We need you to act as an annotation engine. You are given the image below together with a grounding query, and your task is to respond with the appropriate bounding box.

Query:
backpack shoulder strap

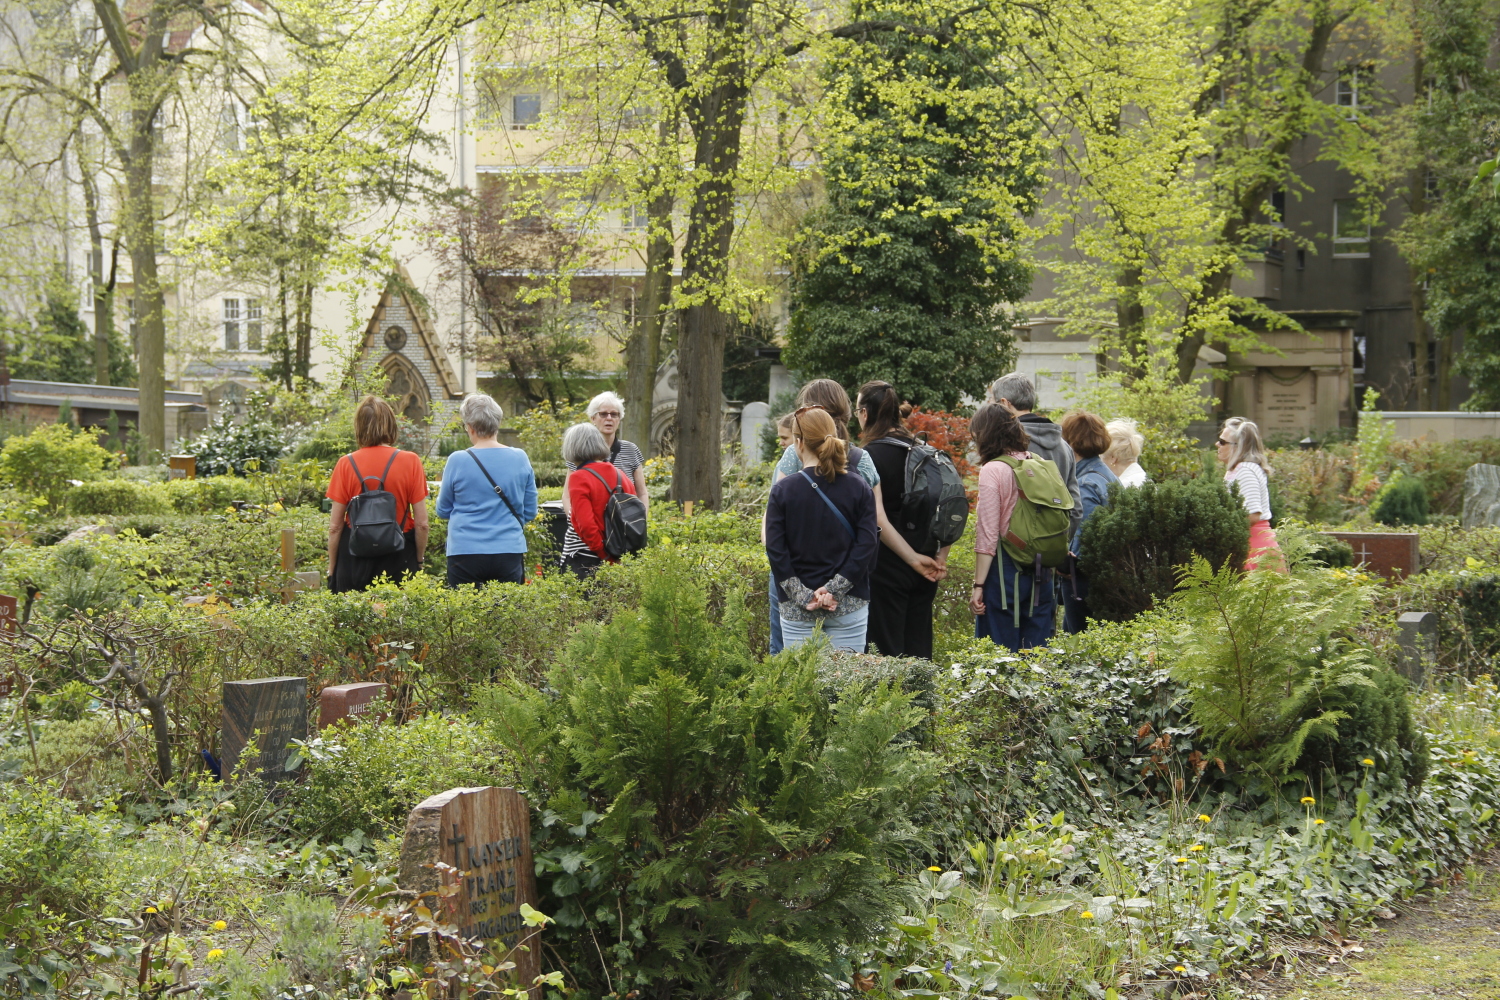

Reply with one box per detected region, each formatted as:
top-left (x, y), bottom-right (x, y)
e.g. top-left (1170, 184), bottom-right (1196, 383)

top-left (373, 448), bottom-right (400, 489)
top-left (797, 470), bottom-right (855, 540)
top-left (874, 436), bottom-right (913, 450)
top-left (584, 464), bottom-right (624, 493)
top-left (345, 454), bottom-right (370, 494)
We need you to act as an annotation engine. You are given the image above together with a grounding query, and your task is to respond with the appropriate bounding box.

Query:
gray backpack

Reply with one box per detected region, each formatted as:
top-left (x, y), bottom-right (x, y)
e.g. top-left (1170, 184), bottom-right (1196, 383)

top-left (876, 436), bottom-right (970, 553)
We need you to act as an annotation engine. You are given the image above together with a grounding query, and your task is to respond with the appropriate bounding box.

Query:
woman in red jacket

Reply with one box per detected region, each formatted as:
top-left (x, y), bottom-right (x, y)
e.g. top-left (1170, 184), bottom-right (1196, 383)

top-left (560, 422), bottom-right (637, 577)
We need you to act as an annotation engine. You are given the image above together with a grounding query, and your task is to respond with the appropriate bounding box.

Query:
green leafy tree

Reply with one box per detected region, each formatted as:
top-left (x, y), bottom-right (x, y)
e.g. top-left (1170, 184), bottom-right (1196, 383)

top-left (1077, 476), bottom-right (1249, 622)
top-left (784, 11), bottom-right (1038, 409)
top-left (7, 271), bottom-right (134, 386)
top-left (0, 423), bottom-right (113, 508)
top-left (474, 566), bottom-right (936, 996)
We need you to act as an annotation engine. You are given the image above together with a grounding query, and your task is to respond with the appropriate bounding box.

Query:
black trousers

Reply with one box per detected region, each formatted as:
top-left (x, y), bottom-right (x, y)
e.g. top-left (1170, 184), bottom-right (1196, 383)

top-left (331, 529), bottom-right (420, 593)
top-left (866, 546), bottom-right (939, 658)
top-left (446, 552), bottom-right (525, 588)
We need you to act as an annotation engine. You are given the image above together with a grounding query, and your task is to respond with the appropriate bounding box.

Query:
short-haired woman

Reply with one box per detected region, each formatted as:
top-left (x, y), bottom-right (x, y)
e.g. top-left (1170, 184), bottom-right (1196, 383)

top-left (436, 393), bottom-right (538, 588)
top-left (559, 391), bottom-right (648, 570)
top-left (765, 406), bottom-right (879, 651)
top-left (1058, 410), bottom-right (1119, 634)
top-left (1217, 416), bottom-right (1283, 571)
top-left (968, 403), bottom-right (1056, 651)
top-left (1104, 418), bottom-right (1148, 487)
top-left (325, 395), bottom-right (429, 592)
top-left (561, 422), bottom-right (638, 577)
top-left (763, 378), bottom-right (938, 654)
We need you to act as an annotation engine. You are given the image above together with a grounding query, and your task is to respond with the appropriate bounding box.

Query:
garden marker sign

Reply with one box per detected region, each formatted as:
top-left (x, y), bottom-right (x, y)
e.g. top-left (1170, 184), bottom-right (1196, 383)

top-left (398, 786), bottom-right (540, 989)
top-left (221, 677), bottom-right (307, 781)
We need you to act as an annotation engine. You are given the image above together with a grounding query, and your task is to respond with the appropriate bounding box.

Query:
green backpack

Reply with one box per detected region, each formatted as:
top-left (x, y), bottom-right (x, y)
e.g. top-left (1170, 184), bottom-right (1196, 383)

top-left (993, 454), bottom-right (1074, 571)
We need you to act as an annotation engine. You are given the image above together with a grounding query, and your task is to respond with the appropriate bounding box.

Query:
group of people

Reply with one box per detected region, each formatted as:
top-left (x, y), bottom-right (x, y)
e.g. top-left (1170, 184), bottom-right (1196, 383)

top-left (323, 391), bottom-right (642, 591)
top-left (322, 372), bottom-right (1280, 658)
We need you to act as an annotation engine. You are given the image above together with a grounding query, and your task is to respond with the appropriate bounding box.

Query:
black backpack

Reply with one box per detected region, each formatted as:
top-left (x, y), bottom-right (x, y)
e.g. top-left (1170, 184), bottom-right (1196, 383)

top-left (876, 436), bottom-right (970, 552)
top-left (584, 464), bottom-right (648, 558)
top-left (343, 451), bottom-right (407, 558)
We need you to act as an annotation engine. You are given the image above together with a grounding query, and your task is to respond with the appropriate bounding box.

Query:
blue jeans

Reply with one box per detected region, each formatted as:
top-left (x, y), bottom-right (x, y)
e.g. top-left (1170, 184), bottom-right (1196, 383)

top-left (768, 573), bottom-right (784, 654)
top-left (975, 552), bottom-right (1056, 652)
top-left (780, 604), bottom-right (870, 652)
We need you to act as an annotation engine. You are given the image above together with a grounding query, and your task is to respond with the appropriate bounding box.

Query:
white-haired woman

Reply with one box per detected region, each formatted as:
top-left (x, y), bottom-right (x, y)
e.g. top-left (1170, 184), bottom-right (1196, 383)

top-left (436, 393), bottom-right (538, 587)
top-left (1104, 418), bottom-right (1148, 487)
top-left (560, 422), bottom-right (638, 577)
top-left (559, 392), bottom-right (647, 565)
top-left (1217, 416), bottom-right (1283, 572)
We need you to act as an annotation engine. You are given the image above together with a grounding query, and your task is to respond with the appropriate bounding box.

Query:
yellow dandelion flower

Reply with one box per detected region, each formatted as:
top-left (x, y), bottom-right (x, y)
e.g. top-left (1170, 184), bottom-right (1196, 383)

top-left (1189, 844), bottom-right (1205, 852)
top-left (212, 920), bottom-right (227, 931)
top-left (1174, 857), bottom-right (1189, 864)
top-left (1174, 965), bottom-right (1186, 973)
top-left (1197, 814), bottom-right (1212, 822)
top-left (144, 907), bottom-right (158, 914)
top-left (1300, 796), bottom-right (1316, 805)
top-left (1314, 819), bottom-right (1326, 825)
top-left (1080, 910), bottom-right (1094, 919)
top-left (927, 866), bottom-right (942, 872)
top-left (207, 949), bottom-right (225, 961)
top-left (1362, 759), bottom-right (1375, 766)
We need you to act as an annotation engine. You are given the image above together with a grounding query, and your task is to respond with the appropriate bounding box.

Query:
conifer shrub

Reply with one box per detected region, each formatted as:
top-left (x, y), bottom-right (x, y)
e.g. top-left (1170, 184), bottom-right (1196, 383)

top-left (1169, 558), bottom-right (1427, 785)
top-left (1077, 477), bottom-right (1249, 622)
top-left (474, 564), bottom-right (937, 997)
top-left (1372, 473), bottom-right (1429, 526)
top-left (64, 478), bottom-right (172, 515)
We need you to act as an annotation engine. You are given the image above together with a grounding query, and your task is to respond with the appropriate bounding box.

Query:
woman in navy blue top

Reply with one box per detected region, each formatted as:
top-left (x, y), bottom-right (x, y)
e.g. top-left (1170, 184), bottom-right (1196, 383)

top-left (1058, 410), bottom-right (1118, 633)
top-left (764, 407), bottom-right (879, 651)
top-left (436, 394), bottom-right (538, 587)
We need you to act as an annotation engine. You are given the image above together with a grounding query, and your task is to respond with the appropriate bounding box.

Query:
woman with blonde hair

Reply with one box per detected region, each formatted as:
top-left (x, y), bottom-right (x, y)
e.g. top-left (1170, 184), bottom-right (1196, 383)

top-left (764, 406), bottom-right (879, 651)
top-left (1103, 418), bottom-right (1148, 486)
top-left (325, 395), bottom-right (429, 592)
top-left (1217, 416), bottom-right (1283, 571)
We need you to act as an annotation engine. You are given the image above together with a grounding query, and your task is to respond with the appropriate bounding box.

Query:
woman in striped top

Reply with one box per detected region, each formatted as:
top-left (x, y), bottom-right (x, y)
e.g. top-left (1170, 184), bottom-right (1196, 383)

top-left (560, 391), bottom-right (648, 572)
top-left (1217, 417), bottom-right (1284, 572)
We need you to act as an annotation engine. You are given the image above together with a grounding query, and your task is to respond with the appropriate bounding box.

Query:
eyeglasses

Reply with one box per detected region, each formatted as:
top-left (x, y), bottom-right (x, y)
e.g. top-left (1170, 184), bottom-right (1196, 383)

top-left (1214, 438), bottom-right (1229, 447)
top-left (792, 404), bottom-right (826, 417)
top-left (594, 411), bottom-right (622, 419)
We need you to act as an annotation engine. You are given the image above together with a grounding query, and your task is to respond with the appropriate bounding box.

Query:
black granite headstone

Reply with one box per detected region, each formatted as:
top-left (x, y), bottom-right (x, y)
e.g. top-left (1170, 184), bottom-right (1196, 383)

top-left (1395, 611), bottom-right (1438, 687)
top-left (222, 677), bottom-right (307, 781)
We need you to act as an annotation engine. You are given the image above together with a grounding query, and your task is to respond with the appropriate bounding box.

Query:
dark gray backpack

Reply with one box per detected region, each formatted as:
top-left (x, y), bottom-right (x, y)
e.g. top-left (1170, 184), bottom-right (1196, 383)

top-left (876, 436), bottom-right (970, 553)
top-left (344, 451), bottom-right (407, 557)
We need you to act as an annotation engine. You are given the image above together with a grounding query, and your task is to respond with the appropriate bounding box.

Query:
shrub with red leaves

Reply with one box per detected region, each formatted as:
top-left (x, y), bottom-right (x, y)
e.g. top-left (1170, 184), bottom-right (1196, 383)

top-left (904, 408), bottom-right (975, 480)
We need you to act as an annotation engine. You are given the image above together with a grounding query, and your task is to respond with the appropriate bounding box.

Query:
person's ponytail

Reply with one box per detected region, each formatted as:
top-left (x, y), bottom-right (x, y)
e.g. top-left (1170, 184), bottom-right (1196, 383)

top-left (793, 408), bottom-right (848, 480)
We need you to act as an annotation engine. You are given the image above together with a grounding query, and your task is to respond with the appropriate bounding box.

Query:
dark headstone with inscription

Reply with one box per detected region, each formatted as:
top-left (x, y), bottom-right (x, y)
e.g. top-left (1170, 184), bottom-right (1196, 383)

top-left (319, 682), bottom-right (389, 729)
top-left (1319, 532), bottom-right (1419, 580)
top-left (221, 677), bottom-right (308, 781)
top-left (0, 593), bottom-right (14, 697)
top-left (399, 786), bottom-right (539, 989)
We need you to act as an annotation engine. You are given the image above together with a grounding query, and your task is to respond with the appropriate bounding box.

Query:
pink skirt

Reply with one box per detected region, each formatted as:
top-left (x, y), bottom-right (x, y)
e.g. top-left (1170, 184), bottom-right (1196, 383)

top-left (1246, 519), bottom-right (1285, 573)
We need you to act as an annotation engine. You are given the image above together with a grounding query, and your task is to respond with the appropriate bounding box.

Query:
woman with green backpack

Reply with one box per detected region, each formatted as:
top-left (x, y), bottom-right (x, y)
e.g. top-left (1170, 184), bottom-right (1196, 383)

top-left (968, 404), bottom-right (1074, 651)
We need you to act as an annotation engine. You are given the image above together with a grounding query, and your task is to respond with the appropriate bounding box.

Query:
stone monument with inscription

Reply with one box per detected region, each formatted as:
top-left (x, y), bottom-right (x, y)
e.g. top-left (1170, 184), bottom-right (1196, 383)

top-left (1224, 319), bottom-right (1356, 439)
top-left (222, 677), bottom-right (308, 781)
top-left (399, 786), bottom-right (540, 988)
top-left (1395, 611), bottom-right (1438, 686)
top-left (1463, 464), bottom-right (1500, 529)
top-left (1319, 531), bottom-right (1420, 581)
top-left (319, 682), bottom-right (389, 729)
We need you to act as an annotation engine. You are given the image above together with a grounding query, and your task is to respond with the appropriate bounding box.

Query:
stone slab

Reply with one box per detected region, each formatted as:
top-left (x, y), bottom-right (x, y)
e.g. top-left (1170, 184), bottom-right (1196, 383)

top-left (319, 682), bottom-right (389, 729)
top-left (222, 677), bottom-right (307, 781)
top-left (1462, 464), bottom-right (1500, 529)
top-left (1319, 532), bottom-right (1420, 580)
top-left (398, 786), bottom-right (539, 989)
top-left (1395, 611), bottom-right (1438, 687)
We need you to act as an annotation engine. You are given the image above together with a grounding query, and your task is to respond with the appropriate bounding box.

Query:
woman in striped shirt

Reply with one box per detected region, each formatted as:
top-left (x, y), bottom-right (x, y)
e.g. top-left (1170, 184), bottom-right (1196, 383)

top-left (1217, 417), bottom-right (1284, 572)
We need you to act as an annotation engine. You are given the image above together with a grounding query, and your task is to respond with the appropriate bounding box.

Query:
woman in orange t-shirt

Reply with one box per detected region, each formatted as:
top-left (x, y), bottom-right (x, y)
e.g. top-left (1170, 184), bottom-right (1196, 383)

top-left (325, 396), bottom-right (430, 592)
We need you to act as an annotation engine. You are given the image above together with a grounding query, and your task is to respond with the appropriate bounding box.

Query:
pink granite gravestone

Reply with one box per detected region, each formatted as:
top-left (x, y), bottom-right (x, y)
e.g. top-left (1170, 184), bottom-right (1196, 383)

top-left (1320, 532), bottom-right (1419, 580)
top-left (318, 682), bottom-right (389, 729)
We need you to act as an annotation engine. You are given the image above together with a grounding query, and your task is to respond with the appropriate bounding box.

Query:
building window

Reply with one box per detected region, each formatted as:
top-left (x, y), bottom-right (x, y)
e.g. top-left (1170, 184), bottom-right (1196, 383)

top-left (1425, 169), bottom-right (1441, 202)
top-left (1336, 65), bottom-right (1373, 119)
top-left (223, 298), bottom-right (240, 350)
top-left (246, 298), bottom-right (262, 351)
top-left (624, 204), bottom-right (650, 231)
top-left (511, 94), bottom-right (541, 129)
top-left (1353, 335), bottom-right (1367, 374)
top-left (1409, 341), bottom-right (1436, 380)
top-left (1333, 199), bottom-right (1371, 257)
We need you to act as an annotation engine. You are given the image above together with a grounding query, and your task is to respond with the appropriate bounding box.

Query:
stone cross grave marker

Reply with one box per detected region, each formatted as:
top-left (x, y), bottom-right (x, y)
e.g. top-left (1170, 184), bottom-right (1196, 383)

top-left (222, 677), bottom-right (307, 781)
top-left (1320, 532), bottom-right (1419, 580)
top-left (1463, 464), bottom-right (1500, 529)
top-left (1396, 611), bottom-right (1439, 687)
top-left (319, 682), bottom-right (389, 729)
top-left (399, 786), bottom-right (540, 990)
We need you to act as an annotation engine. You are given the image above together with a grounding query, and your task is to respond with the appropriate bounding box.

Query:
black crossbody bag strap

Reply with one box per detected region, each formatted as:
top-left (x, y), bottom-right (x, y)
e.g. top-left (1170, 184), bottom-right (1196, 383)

top-left (466, 449), bottom-right (525, 527)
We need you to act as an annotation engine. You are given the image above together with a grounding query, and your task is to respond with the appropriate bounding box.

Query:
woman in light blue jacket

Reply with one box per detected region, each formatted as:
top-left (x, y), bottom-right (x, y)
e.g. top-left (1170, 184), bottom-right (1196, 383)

top-left (1059, 410), bottom-right (1119, 634)
top-left (436, 394), bottom-right (537, 587)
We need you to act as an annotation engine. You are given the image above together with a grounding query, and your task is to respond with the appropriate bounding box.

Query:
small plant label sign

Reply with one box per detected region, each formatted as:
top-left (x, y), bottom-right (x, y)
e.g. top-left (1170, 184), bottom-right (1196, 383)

top-left (398, 786), bottom-right (540, 989)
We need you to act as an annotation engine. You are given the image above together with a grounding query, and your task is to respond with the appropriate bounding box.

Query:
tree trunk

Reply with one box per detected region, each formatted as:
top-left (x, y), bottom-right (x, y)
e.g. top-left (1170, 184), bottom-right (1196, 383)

top-left (1408, 45), bottom-right (1431, 410)
top-left (125, 146), bottom-right (166, 456)
top-left (624, 189), bottom-right (675, 454)
top-left (143, 693), bottom-right (173, 785)
top-left (1116, 265), bottom-right (1146, 380)
top-left (674, 50), bottom-right (749, 507)
top-left (82, 172), bottom-right (113, 385)
top-left (296, 278), bottom-right (314, 380)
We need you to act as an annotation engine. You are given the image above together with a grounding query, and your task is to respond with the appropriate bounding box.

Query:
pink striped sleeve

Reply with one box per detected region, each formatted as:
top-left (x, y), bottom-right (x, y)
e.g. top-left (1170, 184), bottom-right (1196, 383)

top-left (974, 459), bottom-right (1020, 556)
